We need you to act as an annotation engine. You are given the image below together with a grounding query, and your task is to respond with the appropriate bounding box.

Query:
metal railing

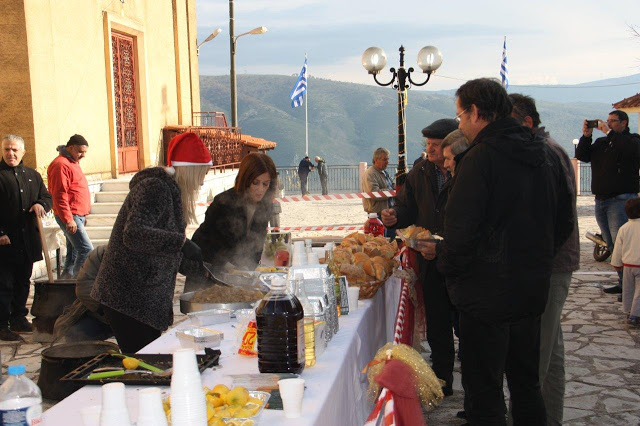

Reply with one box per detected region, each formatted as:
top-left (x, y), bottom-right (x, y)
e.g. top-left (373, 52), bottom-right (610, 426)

top-left (277, 164), bottom-right (402, 195)
top-left (578, 162), bottom-right (592, 195)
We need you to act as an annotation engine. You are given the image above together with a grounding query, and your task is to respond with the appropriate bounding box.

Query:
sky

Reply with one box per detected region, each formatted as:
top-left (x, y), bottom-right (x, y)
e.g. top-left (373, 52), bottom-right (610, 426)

top-left (195, 0), bottom-right (640, 91)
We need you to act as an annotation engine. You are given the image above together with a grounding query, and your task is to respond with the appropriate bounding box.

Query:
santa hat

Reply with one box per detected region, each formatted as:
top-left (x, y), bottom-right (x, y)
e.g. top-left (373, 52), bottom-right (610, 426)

top-left (166, 132), bottom-right (212, 173)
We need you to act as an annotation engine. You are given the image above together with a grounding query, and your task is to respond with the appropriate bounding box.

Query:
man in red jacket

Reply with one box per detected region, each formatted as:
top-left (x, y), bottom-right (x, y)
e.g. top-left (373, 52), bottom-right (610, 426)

top-left (47, 135), bottom-right (93, 278)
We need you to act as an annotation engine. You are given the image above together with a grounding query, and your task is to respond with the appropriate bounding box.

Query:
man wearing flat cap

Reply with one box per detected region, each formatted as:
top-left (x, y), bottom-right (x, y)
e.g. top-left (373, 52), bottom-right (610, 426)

top-left (48, 134), bottom-right (93, 278)
top-left (381, 118), bottom-right (459, 396)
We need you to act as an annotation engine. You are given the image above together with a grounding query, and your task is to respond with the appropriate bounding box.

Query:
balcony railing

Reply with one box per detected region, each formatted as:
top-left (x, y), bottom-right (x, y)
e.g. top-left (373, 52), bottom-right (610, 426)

top-left (162, 125), bottom-right (243, 170)
top-left (277, 164), bottom-right (403, 195)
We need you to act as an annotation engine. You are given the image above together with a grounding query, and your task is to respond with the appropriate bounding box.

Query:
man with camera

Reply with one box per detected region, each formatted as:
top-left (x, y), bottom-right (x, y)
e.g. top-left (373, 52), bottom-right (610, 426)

top-left (576, 110), bottom-right (640, 294)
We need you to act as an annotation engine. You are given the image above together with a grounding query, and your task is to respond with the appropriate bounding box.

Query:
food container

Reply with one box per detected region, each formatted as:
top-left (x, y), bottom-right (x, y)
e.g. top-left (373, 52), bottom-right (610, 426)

top-left (180, 291), bottom-right (257, 315)
top-left (176, 327), bottom-right (224, 350)
top-left (222, 391), bottom-right (271, 424)
top-left (187, 308), bottom-right (231, 326)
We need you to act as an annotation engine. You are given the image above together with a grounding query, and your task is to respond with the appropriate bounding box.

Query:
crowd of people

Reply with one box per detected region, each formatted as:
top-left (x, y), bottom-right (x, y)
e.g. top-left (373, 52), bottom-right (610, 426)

top-left (1, 76), bottom-right (639, 425)
top-left (374, 79), bottom-right (639, 426)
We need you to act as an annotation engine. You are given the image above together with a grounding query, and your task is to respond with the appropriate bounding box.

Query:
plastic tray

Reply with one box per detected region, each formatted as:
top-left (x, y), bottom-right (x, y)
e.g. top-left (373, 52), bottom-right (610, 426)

top-left (60, 349), bottom-right (220, 386)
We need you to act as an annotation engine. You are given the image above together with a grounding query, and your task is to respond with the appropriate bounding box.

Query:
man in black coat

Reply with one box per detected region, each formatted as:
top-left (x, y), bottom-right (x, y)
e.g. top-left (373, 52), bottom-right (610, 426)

top-left (297, 156), bottom-right (314, 195)
top-left (576, 110), bottom-right (640, 294)
top-left (381, 118), bottom-right (459, 396)
top-left (0, 135), bottom-right (52, 341)
top-left (439, 79), bottom-right (573, 425)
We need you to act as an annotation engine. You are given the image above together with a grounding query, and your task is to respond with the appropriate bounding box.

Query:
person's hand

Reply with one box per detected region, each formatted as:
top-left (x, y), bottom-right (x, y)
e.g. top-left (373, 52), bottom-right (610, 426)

top-left (416, 241), bottom-right (437, 260)
top-left (182, 238), bottom-right (203, 263)
top-left (29, 203), bottom-right (46, 218)
top-left (380, 209), bottom-right (397, 227)
top-left (66, 220), bottom-right (77, 234)
top-left (597, 120), bottom-right (611, 135)
top-left (582, 120), bottom-right (594, 138)
top-left (0, 235), bottom-right (10, 246)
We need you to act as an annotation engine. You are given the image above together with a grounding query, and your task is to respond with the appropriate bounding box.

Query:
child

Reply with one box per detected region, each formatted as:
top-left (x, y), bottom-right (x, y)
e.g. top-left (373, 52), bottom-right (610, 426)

top-left (610, 197), bottom-right (640, 326)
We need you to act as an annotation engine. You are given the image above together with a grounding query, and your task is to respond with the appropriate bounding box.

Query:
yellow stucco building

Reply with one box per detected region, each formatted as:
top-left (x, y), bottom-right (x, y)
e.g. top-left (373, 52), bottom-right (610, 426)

top-left (1, 0), bottom-right (201, 179)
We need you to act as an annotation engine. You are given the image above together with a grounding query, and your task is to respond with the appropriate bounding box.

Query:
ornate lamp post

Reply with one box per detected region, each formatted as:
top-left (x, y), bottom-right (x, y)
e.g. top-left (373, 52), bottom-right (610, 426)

top-left (229, 0), bottom-right (267, 129)
top-left (362, 45), bottom-right (442, 186)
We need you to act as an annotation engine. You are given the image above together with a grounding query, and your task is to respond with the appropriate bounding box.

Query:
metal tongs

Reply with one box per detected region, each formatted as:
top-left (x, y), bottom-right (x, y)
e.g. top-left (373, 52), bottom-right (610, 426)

top-left (203, 262), bottom-right (232, 287)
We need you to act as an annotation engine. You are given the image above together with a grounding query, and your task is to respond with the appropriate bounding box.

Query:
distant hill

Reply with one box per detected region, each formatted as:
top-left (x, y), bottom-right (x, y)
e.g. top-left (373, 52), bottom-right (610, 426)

top-left (199, 75), bottom-right (639, 167)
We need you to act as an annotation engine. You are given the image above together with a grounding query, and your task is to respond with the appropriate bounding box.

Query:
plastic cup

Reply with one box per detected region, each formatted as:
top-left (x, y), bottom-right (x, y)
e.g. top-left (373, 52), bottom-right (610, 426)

top-left (171, 348), bottom-right (200, 381)
top-left (278, 378), bottom-right (305, 418)
top-left (293, 241), bottom-right (305, 252)
top-left (347, 286), bottom-right (360, 312)
top-left (80, 405), bottom-right (101, 426)
top-left (307, 252), bottom-right (319, 265)
top-left (136, 388), bottom-right (168, 426)
top-left (100, 382), bottom-right (132, 426)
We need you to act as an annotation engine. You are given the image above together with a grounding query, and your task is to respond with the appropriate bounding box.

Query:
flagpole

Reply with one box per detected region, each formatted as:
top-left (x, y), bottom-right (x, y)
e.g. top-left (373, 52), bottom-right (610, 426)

top-left (305, 54), bottom-right (309, 157)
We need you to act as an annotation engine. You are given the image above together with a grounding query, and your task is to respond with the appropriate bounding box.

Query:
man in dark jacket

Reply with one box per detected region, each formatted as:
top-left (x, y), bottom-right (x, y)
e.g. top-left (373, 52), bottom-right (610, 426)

top-left (0, 135), bottom-right (52, 341)
top-left (297, 156), bottom-right (314, 195)
top-left (315, 156), bottom-right (329, 195)
top-left (576, 110), bottom-right (640, 293)
top-left (510, 93), bottom-right (580, 425)
top-left (440, 79), bottom-right (573, 425)
top-left (381, 118), bottom-right (459, 395)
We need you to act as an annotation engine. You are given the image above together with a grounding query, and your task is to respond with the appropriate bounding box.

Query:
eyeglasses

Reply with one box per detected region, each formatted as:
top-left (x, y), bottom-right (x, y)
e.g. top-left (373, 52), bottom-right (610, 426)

top-left (607, 119), bottom-right (620, 124)
top-left (455, 108), bottom-right (468, 123)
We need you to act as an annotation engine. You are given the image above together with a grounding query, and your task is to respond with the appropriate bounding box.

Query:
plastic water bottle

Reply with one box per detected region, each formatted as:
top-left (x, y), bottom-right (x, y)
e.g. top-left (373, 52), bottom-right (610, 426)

top-left (0, 365), bottom-right (42, 425)
top-left (293, 273), bottom-right (316, 367)
top-left (364, 213), bottom-right (385, 236)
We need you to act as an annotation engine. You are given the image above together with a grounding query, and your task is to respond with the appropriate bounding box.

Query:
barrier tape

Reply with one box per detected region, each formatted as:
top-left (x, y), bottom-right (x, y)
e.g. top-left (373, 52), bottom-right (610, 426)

top-left (267, 225), bottom-right (363, 232)
top-left (197, 190), bottom-right (396, 207)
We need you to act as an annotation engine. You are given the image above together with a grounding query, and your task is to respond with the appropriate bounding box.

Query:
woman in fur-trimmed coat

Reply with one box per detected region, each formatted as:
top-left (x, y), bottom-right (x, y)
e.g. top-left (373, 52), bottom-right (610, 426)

top-left (92, 132), bottom-right (211, 353)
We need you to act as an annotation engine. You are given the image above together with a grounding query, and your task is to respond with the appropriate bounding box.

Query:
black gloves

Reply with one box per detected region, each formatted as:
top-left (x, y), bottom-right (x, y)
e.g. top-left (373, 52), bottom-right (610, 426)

top-left (182, 238), bottom-right (203, 263)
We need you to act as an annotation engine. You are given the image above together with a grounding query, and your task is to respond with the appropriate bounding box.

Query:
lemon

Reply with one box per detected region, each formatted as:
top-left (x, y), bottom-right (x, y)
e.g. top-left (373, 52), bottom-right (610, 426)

top-left (240, 420), bottom-right (255, 426)
top-left (122, 357), bottom-right (139, 370)
top-left (212, 384), bottom-right (230, 395)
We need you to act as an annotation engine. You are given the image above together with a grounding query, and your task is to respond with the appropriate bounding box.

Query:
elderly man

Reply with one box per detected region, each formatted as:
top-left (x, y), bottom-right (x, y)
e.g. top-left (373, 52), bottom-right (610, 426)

top-left (47, 135), bottom-right (93, 278)
top-left (0, 135), bottom-right (52, 341)
top-left (509, 93), bottom-right (579, 426)
top-left (380, 119), bottom-right (459, 395)
top-left (315, 156), bottom-right (329, 195)
top-left (576, 110), bottom-right (640, 294)
top-left (297, 156), bottom-right (314, 195)
top-left (439, 79), bottom-right (573, 425)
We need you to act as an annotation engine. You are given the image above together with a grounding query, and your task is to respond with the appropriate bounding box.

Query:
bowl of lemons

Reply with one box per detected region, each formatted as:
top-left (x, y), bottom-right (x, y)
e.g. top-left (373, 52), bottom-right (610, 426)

top-left (163, 384), bottom-right (270, 425)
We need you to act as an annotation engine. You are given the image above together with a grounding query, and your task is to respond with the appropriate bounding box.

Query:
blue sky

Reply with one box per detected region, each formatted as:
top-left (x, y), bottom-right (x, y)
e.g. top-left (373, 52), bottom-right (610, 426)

top-left (195, 0), bottom-right (640, 90)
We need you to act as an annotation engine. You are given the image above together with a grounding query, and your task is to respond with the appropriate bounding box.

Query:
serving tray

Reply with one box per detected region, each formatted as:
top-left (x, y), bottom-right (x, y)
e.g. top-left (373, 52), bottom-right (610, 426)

top-left (60, 349), bottom-right (220, 386)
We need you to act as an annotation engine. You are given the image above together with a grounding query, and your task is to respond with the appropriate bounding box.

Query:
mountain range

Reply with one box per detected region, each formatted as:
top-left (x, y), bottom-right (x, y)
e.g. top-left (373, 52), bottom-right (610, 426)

top-left (199, 74), bottom-right (640, 166)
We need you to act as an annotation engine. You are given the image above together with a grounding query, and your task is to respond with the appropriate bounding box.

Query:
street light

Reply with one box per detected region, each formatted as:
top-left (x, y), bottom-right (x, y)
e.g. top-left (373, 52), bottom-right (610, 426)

top-left (197, 28), bottom-right (222, 56)
top-left (229, 0), bottom-right (267, 129)
top-left (362, 45), bottom-right (442, 186)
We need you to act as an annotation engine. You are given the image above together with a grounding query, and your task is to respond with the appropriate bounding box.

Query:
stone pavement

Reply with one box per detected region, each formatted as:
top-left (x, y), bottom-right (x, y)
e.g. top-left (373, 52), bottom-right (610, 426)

top-left (1, 196), bottom-right (638, 424)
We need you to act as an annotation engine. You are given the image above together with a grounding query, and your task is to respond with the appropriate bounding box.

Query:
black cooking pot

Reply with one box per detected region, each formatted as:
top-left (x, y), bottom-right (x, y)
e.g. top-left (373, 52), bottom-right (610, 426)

top-left (37, 341), bottom-right (119, 401)
top-left (31, 279), bottom-right (77, 339)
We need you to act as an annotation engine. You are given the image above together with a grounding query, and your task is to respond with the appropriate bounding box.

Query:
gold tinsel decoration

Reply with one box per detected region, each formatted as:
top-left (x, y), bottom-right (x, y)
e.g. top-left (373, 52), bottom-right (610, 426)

top-left (366, 343), bottom-right (444, 411)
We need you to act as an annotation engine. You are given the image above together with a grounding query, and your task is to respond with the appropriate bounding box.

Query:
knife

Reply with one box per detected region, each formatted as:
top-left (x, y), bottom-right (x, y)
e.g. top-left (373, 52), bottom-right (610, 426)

top-left (203, 262), bottom-right (232, 287)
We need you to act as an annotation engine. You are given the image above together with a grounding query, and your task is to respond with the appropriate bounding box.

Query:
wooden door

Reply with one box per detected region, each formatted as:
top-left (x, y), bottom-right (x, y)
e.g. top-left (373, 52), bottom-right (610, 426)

top-left (112, 33), bottom-right (140, 174)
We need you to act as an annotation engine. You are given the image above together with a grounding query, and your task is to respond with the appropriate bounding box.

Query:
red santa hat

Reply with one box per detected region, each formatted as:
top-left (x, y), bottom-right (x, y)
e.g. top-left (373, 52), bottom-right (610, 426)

top-left (166, 132), bottom-right (212, 173)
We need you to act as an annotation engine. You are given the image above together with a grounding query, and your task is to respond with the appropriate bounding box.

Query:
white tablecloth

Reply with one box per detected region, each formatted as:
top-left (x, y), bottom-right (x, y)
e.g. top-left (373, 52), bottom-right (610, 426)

top-left (42, 277), bottom-right (402, 426)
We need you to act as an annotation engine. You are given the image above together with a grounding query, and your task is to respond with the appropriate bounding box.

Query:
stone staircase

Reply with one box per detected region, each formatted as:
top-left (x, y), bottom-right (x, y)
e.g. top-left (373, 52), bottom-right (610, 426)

top-left (85, 178), bottom-right (131, 246)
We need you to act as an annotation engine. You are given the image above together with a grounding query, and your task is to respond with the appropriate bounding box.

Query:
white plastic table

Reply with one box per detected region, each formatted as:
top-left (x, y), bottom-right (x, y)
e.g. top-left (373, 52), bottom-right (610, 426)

top-left (42, 277), bottom-right (401, 425)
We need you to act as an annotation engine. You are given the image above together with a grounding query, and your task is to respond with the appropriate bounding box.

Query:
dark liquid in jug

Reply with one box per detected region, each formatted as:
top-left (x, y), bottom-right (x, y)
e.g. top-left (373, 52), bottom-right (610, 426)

top-left (256, 293), bottom-right (305, 374)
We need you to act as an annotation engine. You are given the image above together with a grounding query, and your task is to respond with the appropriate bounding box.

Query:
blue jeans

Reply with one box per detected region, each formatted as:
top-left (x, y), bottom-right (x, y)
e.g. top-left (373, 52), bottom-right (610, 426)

top-left (55, 215), bottom-right (93, 278)
top-left (595, 193), bottom-right (635, 287)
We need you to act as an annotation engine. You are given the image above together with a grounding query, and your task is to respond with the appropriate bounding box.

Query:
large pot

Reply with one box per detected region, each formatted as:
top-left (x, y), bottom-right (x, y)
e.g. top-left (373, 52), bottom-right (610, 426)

top-left (31, 279), bottom-right (77, 341)
top-left (37, 341), bottom-right (119, 401)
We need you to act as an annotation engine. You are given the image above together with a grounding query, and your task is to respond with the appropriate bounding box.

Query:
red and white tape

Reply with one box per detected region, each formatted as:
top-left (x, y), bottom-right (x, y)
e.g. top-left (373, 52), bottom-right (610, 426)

top-left (197, 190), bottom-right (395, 207)
top-left (268, 225), bottom-right (363, 232)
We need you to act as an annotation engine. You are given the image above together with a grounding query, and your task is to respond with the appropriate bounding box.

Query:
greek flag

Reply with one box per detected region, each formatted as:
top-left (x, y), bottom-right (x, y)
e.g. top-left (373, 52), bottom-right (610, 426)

top-left (500, 37), bottom-right (509, 89)
top-left (290, 58), bottom-right (308, 108)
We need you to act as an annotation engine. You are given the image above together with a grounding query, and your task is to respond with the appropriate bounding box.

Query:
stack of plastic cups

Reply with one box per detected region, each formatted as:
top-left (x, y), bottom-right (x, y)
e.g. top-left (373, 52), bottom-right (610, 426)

top-left (136, 387), bottom-right (168, 426)
top-left (99, 382), bottom-right (132, 426)
top-left (291, 241), bottom-right (307, 266)
top-left (170, 348), bottom-right (207, 426)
